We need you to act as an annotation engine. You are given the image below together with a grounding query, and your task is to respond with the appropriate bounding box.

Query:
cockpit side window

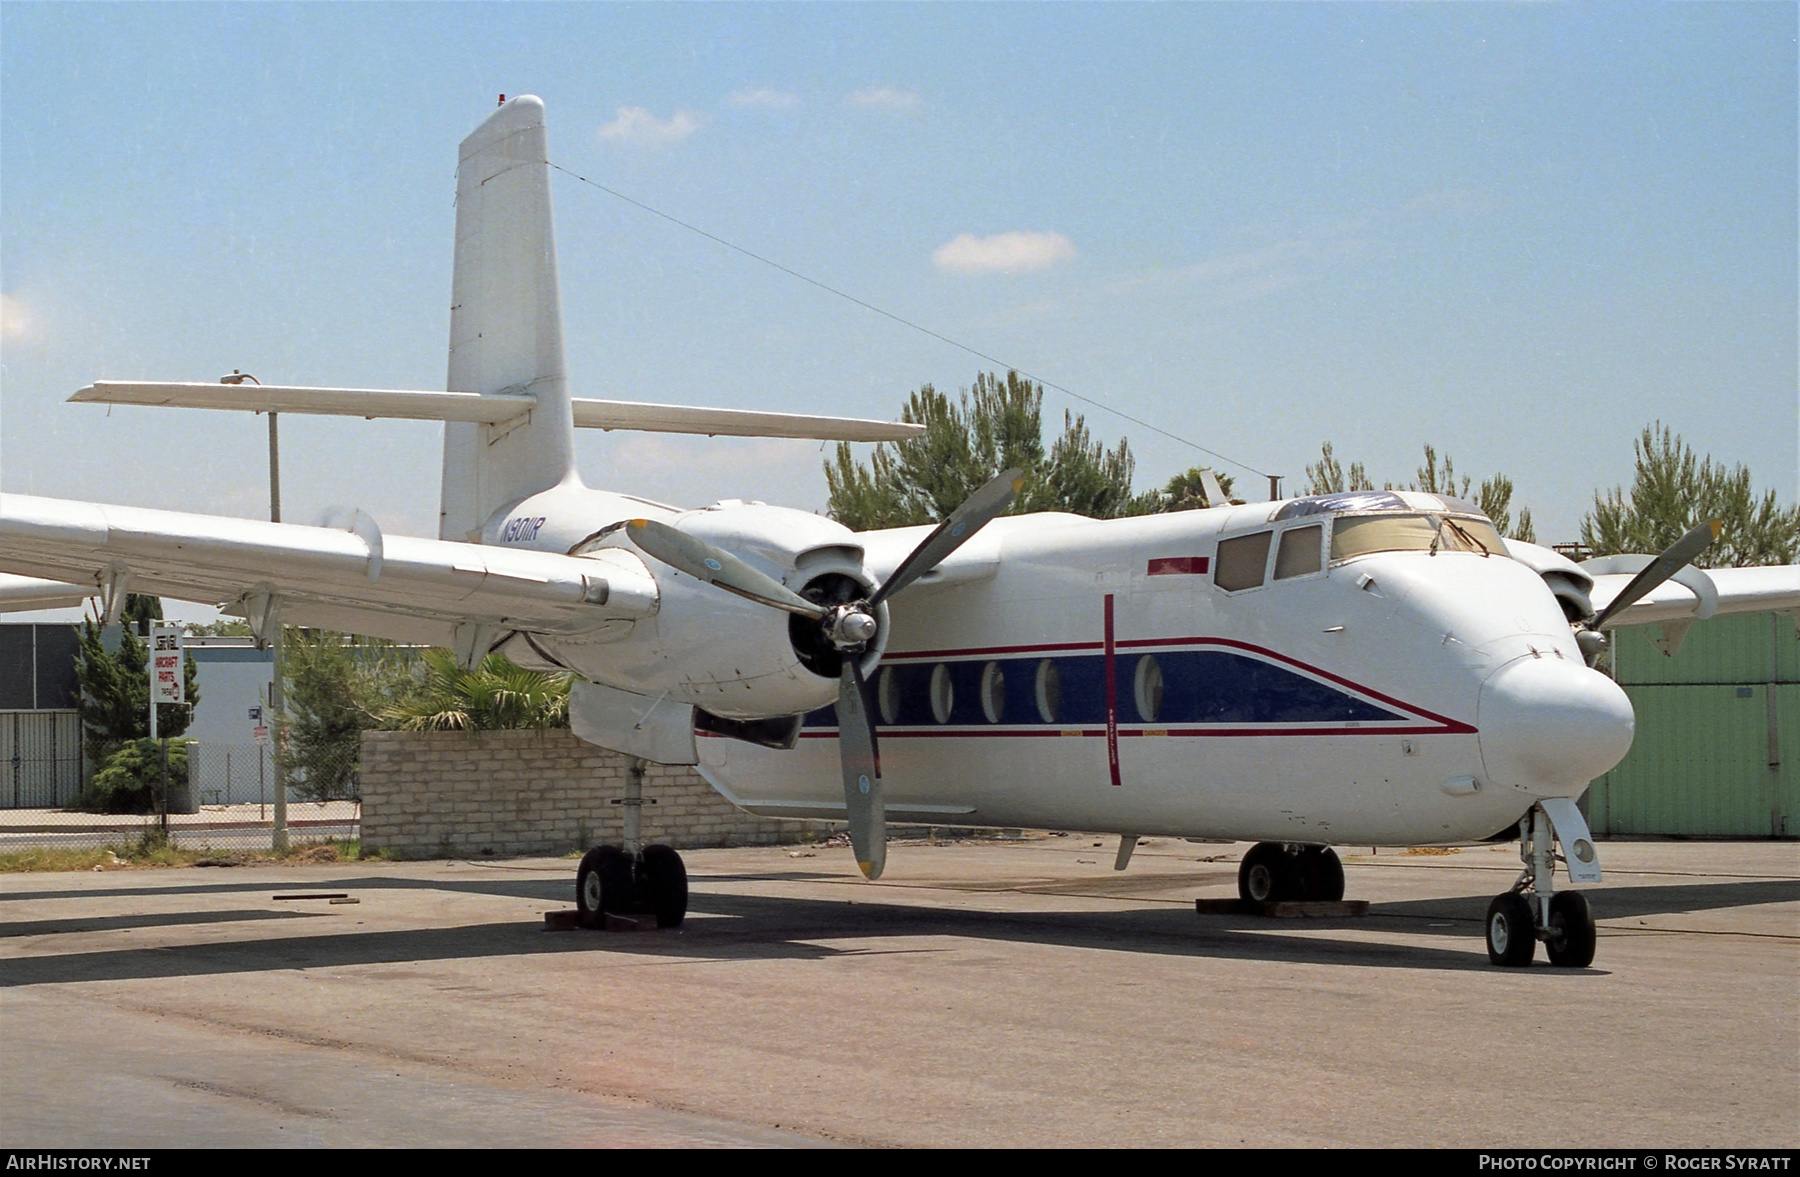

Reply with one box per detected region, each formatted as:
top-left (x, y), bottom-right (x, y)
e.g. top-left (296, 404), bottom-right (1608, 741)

top-left (1274, 524), bottom-right (1324, 579)
top-left (1215, 531), bottom-right (1272, 591)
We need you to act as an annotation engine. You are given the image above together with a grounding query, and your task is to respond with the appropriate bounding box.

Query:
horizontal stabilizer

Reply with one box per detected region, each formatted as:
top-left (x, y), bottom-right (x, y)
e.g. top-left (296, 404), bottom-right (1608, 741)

top-left (71, 382), bottom-right (924, 441)
top-left (570, 398), bottom-right (922, 441)
top-left (72, 382), bottom-right (535, 424)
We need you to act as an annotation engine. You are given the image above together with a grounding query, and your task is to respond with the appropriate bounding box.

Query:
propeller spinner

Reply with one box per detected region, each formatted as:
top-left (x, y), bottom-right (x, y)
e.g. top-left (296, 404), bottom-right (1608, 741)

top-left (627, 468), bottom-right (1025, 880)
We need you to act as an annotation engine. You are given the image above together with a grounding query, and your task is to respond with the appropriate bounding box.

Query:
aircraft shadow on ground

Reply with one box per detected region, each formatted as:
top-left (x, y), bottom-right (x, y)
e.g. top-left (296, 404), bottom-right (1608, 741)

top-left (5, 871), bottom-right (1793, 989)
top-left (0, 908), bottom-right (326, 939)
top-left (1367, 878), bottom-right (1800, 932)
top-left (2, 885), bottom-right (1501, 986)
top-left (0, 875), bottom-right (571, 905)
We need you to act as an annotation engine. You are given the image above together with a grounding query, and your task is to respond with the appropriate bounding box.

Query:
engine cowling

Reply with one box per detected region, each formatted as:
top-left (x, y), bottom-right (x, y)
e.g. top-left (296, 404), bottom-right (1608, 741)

top-left (565, 501), bottom-right (888, 720)
top-left (1503, 538), bottom-right (1595, 624)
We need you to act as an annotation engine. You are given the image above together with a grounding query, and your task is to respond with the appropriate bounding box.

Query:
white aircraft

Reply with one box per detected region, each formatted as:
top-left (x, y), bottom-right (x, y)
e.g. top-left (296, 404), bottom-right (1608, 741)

top-left (4, 97), bottom-right (1795, 966)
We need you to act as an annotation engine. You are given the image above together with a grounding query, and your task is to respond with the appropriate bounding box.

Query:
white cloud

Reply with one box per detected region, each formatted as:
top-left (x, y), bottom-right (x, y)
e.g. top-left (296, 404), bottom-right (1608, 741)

top-left (932, 231), bottom-right (1077, 274)
top-left (846, 86), bottom-right (921, 111)
top-left (0, 293), bottom-right (36, 343)
top-left (597, 106), bottom-right (703, 145)
top-left (0, 292), bottom-right (33, 340)
top-left (726, 87), bottom-right (800, 110)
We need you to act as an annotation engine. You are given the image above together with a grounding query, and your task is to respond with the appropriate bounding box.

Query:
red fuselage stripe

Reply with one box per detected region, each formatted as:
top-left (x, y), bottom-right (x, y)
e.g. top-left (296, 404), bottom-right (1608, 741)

top-left (1104, 594), bottom-right (1121, 786)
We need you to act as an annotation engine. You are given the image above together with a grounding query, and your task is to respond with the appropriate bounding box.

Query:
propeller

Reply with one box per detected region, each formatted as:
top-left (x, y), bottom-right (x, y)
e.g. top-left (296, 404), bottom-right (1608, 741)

top-left (1575, 519), bottom-right (1721, 662)
top-left (627, 467), bottom-right (1025, 879)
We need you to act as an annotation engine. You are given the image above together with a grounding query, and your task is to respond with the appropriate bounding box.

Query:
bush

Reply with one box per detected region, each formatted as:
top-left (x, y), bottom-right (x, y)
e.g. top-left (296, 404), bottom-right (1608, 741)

top-left (72, 739), bottom-right (190, 814)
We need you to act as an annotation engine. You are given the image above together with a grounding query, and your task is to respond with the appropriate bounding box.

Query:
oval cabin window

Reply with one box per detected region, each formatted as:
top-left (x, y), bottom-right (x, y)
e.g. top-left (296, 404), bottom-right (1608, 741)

top-left (980, 661), bottom-right (1005, 723)
top-left (1035, 659), bottom-right (1061, 723)
top-left (877, 665), bottom-right (899, 725)
top-left (1134, 655), bottom-right (1164, 723)
top-left (930, 663), bottom-right (954, 724)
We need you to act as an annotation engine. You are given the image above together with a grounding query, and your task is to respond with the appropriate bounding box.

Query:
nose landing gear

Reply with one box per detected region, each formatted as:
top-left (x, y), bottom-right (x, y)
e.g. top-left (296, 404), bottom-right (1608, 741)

top-left (1484, 803), bottom-right (1598, 968)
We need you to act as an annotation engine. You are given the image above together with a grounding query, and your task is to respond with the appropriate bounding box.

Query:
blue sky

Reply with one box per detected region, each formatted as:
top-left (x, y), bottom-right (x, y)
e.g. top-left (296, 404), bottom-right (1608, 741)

top-left (3, 3), bottom-right (1794, 554)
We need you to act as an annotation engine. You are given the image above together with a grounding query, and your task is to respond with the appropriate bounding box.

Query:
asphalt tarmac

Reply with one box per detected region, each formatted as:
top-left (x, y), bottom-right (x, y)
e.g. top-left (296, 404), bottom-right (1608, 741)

top-left (3, 835), bottom-right (1795, 1148)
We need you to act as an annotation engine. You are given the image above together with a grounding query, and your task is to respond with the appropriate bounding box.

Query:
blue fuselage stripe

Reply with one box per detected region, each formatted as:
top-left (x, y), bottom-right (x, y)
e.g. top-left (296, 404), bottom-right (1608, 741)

top-left (802, 646), bottom-right (1411, 731)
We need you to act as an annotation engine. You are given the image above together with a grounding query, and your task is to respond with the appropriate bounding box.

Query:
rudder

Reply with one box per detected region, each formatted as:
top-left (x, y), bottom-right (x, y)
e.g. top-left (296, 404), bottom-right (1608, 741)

top-left (440, 95), bottom-right (580, 541)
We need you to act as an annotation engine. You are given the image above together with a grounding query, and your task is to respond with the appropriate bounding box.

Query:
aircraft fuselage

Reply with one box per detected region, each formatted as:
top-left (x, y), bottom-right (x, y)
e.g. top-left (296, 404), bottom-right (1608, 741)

top-left (493, 485), bottom-right (1635, 847)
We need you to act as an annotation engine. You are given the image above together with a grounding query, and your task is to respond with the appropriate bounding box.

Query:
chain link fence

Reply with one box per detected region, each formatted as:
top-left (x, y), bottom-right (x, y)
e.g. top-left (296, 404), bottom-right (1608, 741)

top-left (0, 735), bottom-right (360, 853)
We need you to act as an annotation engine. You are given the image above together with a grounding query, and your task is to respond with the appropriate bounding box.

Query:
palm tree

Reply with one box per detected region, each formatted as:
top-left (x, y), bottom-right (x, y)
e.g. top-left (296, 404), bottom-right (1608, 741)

top-left (379, 650), bottom-right (570, 731)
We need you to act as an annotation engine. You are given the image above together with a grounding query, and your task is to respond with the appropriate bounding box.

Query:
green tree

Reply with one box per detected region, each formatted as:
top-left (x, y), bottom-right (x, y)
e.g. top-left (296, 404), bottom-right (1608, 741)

top-left (74, 595), bottom-right (199, 769)
top-left (1303, 442), bottom-right (1373, 496)
top-left (825, 371), bottom-right (1155, 528)
top-left (1302, 441), bottom-right (1536, 543)
top-left (280, 631), bottom-right (423, 801)
top-left (378, 650), bottom-right (570, 732)
top-left (184, 618), bottom-right (254, 638)
top-left (1157, 466), bottom-right (1238, 511)
top-left (1581, 423), bottom-right (1799, 566)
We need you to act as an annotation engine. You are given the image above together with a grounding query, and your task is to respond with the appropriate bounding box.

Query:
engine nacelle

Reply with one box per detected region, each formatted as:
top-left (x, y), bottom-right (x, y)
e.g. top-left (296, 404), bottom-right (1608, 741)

top-left (553, 500), bottom-right (888, 721)
top-left (1503, 538), bottom-right (1595, 624)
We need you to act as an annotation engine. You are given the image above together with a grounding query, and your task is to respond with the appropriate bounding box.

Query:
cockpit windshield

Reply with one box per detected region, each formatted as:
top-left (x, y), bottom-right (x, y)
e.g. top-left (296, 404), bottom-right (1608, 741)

top-left (1330, 513), bottom-right (1506, 560)
top-left (1272, 492), bottom-right (1507, 561)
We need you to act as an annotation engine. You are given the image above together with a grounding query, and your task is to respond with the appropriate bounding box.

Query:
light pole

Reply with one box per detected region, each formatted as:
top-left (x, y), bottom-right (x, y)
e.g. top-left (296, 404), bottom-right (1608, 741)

top-left (223, 370), bottom-right (286, 849)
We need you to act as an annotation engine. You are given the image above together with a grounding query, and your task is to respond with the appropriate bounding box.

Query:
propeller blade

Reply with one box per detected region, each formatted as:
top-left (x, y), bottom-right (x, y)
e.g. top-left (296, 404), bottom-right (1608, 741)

top-left (836, 658), bottom-right (885, 880)
top-left (627, 519), bottom-right (826, 618)
top-left (1588, 519), bottom-right (1721, 631)
top-left (870, 467), bottom-right (1024, 607)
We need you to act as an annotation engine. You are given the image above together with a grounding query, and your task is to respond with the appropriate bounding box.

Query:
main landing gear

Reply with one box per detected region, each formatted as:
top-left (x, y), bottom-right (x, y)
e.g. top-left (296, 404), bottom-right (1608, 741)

top-left (1237, 842), bottom-right (1345, 903)
top-left (575, 843), bottom-right (688, 930)
top-left (573, 754), bottom-right (688, 931)
top-left (1485, 803), bottom-right (1597, 968)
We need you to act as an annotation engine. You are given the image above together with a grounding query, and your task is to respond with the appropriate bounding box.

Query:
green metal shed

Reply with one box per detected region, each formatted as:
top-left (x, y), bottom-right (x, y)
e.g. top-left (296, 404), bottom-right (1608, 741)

top-left (1587, 612), bottom-right (1798, 838)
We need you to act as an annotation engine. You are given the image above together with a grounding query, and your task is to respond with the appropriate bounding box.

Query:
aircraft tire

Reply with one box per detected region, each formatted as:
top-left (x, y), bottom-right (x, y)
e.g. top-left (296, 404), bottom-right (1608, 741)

top-left (1238, 843), bottom-right (1302, 903)
top-left (1545, 891), bottom-right (1596, 968)
top-left (1299, 846), bottom-right (1345, 902)
top-left (576, 845), bottom-right (610, 929)
top-left (641, 844), bottom-right (689, 929)
top-left (575, 844), bottom-right (632, 929)
top-left (1486, 893), bottom-right (1537, 967)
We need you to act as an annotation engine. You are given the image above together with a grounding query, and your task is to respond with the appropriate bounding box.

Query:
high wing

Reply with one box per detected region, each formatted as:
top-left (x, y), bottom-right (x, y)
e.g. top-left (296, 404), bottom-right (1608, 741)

top-left (0, 572), bottom-right (95, 612)
top-left (1587, 562), bottom-right (1800, 628)
top-left (0, 493), bottom-right (657, 648)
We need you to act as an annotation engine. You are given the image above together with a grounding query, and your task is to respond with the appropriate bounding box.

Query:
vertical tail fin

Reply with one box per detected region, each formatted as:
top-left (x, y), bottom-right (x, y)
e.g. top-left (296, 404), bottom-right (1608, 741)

top-left (439, 95), bottom-right (580, 541)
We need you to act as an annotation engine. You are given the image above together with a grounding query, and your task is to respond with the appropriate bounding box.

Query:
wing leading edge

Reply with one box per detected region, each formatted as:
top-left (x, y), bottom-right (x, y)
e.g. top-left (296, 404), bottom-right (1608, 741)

top-left (1587, 563), bottom-right (1800, 628)
top-left (0, 493), bottom-right (657, 647)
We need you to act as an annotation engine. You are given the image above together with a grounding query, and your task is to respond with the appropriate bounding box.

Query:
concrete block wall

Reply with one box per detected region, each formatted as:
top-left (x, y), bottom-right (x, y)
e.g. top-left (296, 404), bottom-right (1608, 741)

top-left (360, 729), bottom-right (827, 859)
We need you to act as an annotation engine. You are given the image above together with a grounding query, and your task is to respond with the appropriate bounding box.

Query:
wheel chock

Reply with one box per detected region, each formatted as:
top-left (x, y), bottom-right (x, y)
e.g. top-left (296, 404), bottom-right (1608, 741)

top-left (543, 909), bottom-right (667, 932)
top-left (1194, 898), bottom-right (1370, 918)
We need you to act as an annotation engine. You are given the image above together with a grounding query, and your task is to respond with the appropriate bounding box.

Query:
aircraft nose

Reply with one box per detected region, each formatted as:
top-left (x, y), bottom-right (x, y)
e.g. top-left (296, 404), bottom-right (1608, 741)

top-left (1477, 656), bottom-right (1635, 796)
